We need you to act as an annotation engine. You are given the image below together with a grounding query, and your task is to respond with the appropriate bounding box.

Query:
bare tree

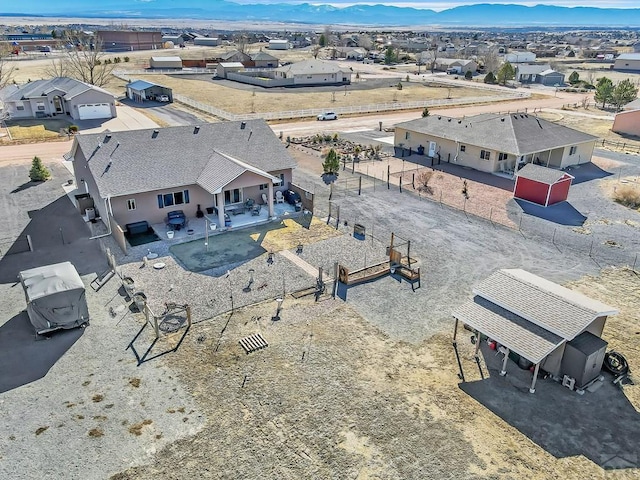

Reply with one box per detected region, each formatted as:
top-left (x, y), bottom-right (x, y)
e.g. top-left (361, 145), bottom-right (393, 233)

top-left (64, 37), bottom-right (114, 87)
top-left (43, 46), bottom-right (69, 78)
top-left (311, 45), bottom-right (322, 59)
top-left (479, 49), bottom-right (500, 75)
top-left (0, 44), bottom-right (16, 90)
top-left (357, 34), bottom-right (373, 51)
top-left (236, 32), bottom-right (248, 54)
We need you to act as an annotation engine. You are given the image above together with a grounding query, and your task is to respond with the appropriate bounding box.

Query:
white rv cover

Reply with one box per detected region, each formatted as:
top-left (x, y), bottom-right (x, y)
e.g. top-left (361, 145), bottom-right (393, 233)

top-left (19, 261), bottom-right (89, 334)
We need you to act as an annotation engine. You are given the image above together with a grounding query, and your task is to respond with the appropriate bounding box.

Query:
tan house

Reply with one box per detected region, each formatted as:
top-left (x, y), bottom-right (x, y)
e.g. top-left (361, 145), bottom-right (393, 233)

top-left (612, 109), bottom-right (640, 137)
top-left (394, 113), bottom-right (597, 175)
top-left (69, 120), bottom-right (296, 240)
top-left (274, 59), bottom-right (351, 85)
top-left (248, 50), bottom-right (279, 68)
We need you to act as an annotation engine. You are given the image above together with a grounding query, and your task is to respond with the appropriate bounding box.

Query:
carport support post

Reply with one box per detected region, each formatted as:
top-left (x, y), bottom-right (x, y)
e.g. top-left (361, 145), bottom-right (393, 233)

top-left (500, 348), bottom-right (510, 376)
top-left (358, 176), bottom-right (362, 195)
top-left (387, 165), bottom-right (390, 189)
top-left (452, 318), bottom-right (459, 343)
top-left (529, 363), bottom-right (540, 394)
top-left (474, 330), bottom-right (481, 356)
top-left (267, 183), bottom-right (275, 218)
top-left (216, 193), bottom-right (225, 227)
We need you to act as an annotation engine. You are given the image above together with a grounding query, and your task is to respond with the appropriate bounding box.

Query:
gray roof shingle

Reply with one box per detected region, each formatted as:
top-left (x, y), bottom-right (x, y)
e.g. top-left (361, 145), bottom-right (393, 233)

top-left (453, 296), bottom-right (564, 364)
top-left (515, 163), bottom-right (573, 184)
top-left (73, 120), bottom-right (296, 198)
top-left (1, 77), bottom-right (113, 102)
top-left (395, 113), bottom-right (597, 156)
top-left (473, 269), bottom-right (618, 340)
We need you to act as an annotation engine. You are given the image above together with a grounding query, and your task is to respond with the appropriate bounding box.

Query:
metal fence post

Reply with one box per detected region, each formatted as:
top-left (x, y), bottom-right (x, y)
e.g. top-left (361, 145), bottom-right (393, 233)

top-left (387, 165), bottom-right (390, 189)
top-left (358, 176), bottom-right (362, 196)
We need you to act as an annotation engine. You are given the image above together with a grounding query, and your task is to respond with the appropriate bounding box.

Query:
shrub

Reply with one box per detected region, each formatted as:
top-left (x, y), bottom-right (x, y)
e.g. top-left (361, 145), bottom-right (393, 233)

top-left (613, 185), bottom-right (640, 210)
top-left (416, 171), bottom-right (434, 193)
top-left (464, 70), bottom-right (472, 80)
top-left (484, 72), bottom-right (496, 84)
top-left (397, 82), bottom-right (403, 90)
top-left (123, 56), bottom-right (130, 62)
top-left (29, 156), bottom-right (51, 182)
top-left (422, 107), bottom-right (430, 117)
top-left (69, 125), bottom-right (79, 133)
top-left (332, 133), bottom-right (339, 142)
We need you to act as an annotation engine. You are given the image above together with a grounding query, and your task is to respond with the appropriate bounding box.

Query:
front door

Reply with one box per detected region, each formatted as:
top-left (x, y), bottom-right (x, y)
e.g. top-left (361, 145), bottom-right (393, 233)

top-left (53, 96), bottom-right (64, 114)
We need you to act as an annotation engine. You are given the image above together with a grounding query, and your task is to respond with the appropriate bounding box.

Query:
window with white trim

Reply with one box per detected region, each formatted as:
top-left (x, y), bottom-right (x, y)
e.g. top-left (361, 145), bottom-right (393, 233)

top-left (405, 131), bottom-right (411, 140)
top-left (569, 146), bottom-right (577, 155)
top-left (127, 199), bottom-right (136, 211)
top-left (259, 183), bottom-right (269, 190)
top-left (498, 152), bottom-right (508, 161)
top-left (460, 145), bottom-right (466, 152)
top-left (480, 150), bottom-right (491, 160)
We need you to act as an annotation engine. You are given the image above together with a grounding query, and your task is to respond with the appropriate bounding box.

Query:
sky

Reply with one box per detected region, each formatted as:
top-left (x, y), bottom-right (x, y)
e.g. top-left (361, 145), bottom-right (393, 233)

top-left (229, 0), bottom-right (640, 11)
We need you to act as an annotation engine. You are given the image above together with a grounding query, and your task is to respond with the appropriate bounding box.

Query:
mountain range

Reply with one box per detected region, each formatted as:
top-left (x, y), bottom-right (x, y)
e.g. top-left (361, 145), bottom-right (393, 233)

top-left (3, 1), bottom-right (640, 27)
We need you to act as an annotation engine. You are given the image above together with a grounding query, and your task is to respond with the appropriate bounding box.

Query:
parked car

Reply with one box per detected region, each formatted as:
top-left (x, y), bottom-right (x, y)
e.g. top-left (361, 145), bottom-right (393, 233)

top-left (283, 190), bottom-right (302, 210)
top-left (157, 94), bottom-right (170, 102)
top-left (317, 112), bottom-right (338, 121)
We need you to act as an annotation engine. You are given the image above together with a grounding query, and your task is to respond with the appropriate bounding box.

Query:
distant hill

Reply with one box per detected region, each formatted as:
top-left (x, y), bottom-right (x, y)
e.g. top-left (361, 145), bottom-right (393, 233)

top-left (3, 1), bottom-right (640, 27)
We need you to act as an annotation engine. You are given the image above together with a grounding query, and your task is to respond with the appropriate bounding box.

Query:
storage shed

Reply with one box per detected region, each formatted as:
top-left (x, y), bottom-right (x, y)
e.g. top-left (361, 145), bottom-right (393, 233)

top-left (216, 62), bottom-right (245, 79)
top-left (126, 79), bottom-right (173, 103)
top-left (18, 262), bottom-right (89, 335)
top-left (452, 269), bottom-right (618, 393)
top-left (514, 163), bottom-right (574, 207)
top-left (149, 56), bottom-right (183, 69)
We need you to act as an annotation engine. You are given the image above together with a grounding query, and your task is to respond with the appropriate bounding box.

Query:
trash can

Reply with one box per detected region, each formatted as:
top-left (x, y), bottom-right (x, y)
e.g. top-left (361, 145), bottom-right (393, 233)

top-left (353, 223), bottom-right (366, 239)
top-left (85, 207), bottom-right (95, 220)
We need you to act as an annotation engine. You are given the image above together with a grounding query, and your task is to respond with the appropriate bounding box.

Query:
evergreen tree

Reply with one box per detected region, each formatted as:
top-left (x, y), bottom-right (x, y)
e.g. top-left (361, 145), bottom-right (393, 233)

top-left (322, 148), bottom-right (340, 175)
top-left (595, 77), bottom-right (614, 108)
top-left (29, 156), bottom-right (50, 182)
top-left (496, 62), bottom-right (515, 86)
top-left (484, 71), bottom-right (496, 84)
top-left (568, 71), bottom-right (580, 84)
top-left (611, 79), bottom-right (638, 111)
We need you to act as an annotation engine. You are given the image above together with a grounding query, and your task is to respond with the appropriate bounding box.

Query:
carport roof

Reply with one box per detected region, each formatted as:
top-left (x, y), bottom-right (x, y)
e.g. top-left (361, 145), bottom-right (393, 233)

top-left (515, 164), bottom-right (573, 184)
top-left (453, 296), bottom-right (564, 364)
top-left (395, 113), bottom-right (597, 156)
top-left (127, 80), bottom-right (159, 91)
top-left (472, 269), bottom-right (618, 340)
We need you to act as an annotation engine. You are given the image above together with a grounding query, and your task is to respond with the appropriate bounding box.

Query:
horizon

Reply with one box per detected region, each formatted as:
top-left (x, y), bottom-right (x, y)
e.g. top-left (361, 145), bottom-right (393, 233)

top-left (229, 0), bottom-right (640, 11)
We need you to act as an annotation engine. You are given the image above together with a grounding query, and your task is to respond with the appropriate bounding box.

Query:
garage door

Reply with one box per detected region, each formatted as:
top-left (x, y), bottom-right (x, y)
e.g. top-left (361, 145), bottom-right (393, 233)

top-left (77, 103), bottom-right (112, 120)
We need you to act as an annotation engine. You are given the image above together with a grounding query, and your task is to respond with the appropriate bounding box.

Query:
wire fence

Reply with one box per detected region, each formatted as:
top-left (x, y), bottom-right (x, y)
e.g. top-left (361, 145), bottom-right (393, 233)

top-left (599, 139), bottom-right (640, 156)
top-left (317, 161), bottom-right (640, 273)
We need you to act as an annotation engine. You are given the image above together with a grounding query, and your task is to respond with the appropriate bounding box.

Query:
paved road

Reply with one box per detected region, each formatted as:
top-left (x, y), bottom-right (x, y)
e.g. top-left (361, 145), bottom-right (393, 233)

top-left (271, 89), bottom-right (594, 137)
top-left (0, 140), bottom-right (74, 166)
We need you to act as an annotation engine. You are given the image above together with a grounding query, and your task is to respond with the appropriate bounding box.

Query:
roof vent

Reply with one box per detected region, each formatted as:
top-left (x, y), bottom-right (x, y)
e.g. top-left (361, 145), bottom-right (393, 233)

top-left (501, 118), bottom-right (505, 122)
top-left (194, 125), bottom-right (200, 134)
top-left (448, 118), bottom-right (451, 122)
top-left (458, 120), bottom-right (462, 124)
top-left (152, 129), bottom-right (159, 138)
top-left (524, 114), bottom-right (528, 118)
top-left (438, 116), bottom-right (442, 120)
top-left (105, 133), bottom-right (112, 140)
top-left (240, 121), bottom-right (246, 129)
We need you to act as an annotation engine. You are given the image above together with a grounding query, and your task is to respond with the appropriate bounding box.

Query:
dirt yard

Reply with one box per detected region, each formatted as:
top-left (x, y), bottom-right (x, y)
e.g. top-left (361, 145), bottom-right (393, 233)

top-left (139, 74), bottom-right (503, 114)
top-left (110, 266), bottom-right (639, 480)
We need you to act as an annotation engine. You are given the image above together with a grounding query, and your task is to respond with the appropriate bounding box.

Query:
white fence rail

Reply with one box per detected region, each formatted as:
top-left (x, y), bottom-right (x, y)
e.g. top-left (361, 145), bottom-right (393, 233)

top-left (114, 68), bottom-right (215, 76)
top-left (113, 71), bottom-right (531, 122)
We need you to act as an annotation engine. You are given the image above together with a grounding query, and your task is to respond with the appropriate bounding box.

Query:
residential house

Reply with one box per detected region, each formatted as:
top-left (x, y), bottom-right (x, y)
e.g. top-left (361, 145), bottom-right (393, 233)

top-left (248, 50), bottom-right (279, 68)
top-left (515, 64), bottom-right (551, 83)
top-left (434, 58), bottom-right (477, 74)
top-left (614, 53), bottom-right (640, 72)
top-left (393, 113), bottom-right (597, 174)
top-left (0, 77), bottom-right (116, 121)
top-left (217, 50), bottom-right (251, 64)
top-left (274, 60), bottom-right (351, 85)
top-left (69, 120), bottom-right (297, 244)
top-left (334, 47), bottom-right (367, 61)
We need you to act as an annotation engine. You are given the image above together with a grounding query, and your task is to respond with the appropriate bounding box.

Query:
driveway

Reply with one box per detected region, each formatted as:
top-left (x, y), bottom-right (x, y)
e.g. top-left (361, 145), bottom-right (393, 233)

top-left (75, 105), bottom-right (158, 134)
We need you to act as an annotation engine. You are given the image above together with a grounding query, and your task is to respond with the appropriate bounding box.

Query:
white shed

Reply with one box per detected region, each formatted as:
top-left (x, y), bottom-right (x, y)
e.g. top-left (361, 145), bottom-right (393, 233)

top-left (269, 39), bottom-right (290, 50)
top-left (149, 56), bottom-right (183, 69)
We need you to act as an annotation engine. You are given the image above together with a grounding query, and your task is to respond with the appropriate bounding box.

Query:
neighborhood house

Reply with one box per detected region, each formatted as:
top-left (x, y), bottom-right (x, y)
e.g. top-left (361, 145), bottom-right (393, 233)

top-left (394, 113), bottom-right (597, 175)
top-left (69, 120), bottom-right (297, 247)
top-left (0, 77), bottom-right (117, 121)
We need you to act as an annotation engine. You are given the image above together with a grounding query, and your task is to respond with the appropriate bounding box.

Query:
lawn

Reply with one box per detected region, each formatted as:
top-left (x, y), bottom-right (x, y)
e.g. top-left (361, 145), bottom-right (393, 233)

top-left (4, 118), bottom-right (72, 141)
